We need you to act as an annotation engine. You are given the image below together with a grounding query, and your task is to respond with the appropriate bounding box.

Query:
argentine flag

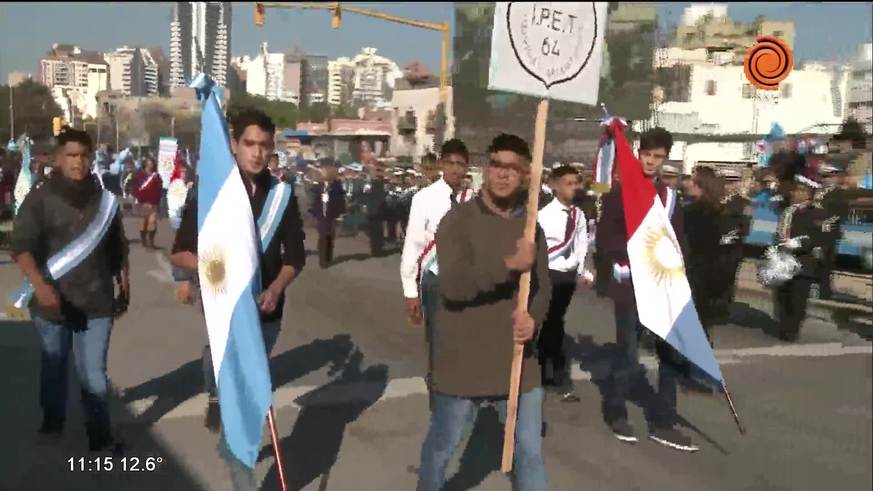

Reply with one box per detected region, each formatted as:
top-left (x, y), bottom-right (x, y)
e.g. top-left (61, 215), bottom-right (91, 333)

top-left (195, 77), bottom-right (273, 468)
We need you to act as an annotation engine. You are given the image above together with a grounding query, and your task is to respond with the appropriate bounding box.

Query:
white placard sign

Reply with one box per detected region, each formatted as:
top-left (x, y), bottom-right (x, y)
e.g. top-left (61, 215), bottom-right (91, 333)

top-left (158, 137), bottom-right (178, 190)
top-left (488, 2), bottom-right (607, 104)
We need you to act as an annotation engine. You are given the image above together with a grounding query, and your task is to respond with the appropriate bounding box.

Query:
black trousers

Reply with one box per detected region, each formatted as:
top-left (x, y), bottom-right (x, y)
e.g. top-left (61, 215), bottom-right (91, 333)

top-left (538, 270), bottom-right (577, 370)
top-left (318, 233), bottom-right (335, 269)
top-left (818, 242), bottom-right (837, 299)
top-left (714, 246), bottom-right (743, 317)
top-left (774, 276), bottom-right (813, 338)
top-left (366, 216), bottom-right (384, 256)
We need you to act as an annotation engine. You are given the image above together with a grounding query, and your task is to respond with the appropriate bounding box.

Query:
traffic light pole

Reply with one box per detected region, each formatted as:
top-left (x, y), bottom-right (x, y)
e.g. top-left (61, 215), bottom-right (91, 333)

top-left (9, 86), bottom-right (13, 140)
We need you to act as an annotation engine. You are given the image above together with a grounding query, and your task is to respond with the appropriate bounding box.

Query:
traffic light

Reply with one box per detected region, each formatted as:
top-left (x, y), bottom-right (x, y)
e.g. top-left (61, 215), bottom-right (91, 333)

top-left (52, 117), bottom-right (63, 136)
top-left (255, 2), bottom-right (265, 27)
top-left (331, 2), bottom-right (341, 29)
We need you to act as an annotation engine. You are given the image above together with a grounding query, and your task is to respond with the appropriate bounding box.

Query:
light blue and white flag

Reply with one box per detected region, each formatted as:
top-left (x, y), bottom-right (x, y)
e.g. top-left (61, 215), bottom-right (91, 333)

top-left (13, 135), bottom-right (33, 215)
top-left (194, 75), bottom-right (272, 469)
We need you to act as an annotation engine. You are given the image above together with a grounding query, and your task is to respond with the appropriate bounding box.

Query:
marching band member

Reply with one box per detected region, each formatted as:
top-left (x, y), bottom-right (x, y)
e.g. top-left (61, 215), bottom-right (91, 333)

top-left (308, 158), bottom-right (346, 269)
top-left (12, 127), bottom-right (129, 452)
top-left (715, 168), bottom-right (752, 321)
top-left (814, 164), bottom-right (850, 300)
top-left (131, 157), bottom-right (163, 248)
top-left (773, 174), bottom-right (826, 341)
top-left (399, 139), bottom-right (472, 407)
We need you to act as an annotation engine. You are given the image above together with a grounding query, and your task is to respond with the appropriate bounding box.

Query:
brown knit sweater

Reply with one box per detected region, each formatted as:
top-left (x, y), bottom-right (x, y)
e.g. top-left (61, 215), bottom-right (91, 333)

top-left (432, 197), bottom-right (552, 397)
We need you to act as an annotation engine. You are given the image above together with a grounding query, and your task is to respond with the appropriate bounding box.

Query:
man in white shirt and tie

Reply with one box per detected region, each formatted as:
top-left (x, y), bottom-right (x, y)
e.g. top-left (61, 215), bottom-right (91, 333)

top-left (537, 165), bottom-right (594, 399)
top-left (400, 139), bottom-right (472, 406)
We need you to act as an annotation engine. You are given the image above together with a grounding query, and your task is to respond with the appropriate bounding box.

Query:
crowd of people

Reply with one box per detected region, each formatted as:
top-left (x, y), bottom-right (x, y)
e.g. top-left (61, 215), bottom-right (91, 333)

top-left (6, 109), bottom-right (856, 490)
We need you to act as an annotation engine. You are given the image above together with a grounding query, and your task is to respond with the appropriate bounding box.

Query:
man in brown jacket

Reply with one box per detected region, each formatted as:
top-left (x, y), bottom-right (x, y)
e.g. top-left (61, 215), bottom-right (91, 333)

top-left (416, 134), bottom-right (552, 491)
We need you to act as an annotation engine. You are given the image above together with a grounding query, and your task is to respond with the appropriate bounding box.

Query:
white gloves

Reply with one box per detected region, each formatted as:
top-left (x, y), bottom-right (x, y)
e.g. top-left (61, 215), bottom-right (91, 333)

top-left (578, 270), bottom-right (595, 283)
top-left (783, 238), bottom-right (802, 250)
top-left (720, 230), bottom-right (740, 245)
top-left (613, 263), bottom-right (631, 283)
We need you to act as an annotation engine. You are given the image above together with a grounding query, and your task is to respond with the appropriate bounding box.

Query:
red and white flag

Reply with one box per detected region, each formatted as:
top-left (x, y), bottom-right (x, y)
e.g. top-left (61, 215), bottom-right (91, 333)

top-left (610, 119), bottom-right (722, 382)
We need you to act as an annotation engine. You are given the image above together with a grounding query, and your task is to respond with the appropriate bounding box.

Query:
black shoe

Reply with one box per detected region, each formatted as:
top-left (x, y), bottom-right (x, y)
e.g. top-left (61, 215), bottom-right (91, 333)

top-left (648, 427), bottom-right (699, 452)
top-left (610, 420), bottom-right (638, 443)
top-left (205, 398), bottom-right (221, 433)
top-left (37, 418), bottom-right (64, 443)
top-left (778, 332), bottom-right (799, 342)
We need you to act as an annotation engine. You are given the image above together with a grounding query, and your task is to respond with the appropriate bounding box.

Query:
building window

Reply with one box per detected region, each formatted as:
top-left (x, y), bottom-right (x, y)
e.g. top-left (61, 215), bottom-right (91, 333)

top-left (781, 83), bottom-right (792, 98)
top-left (742, 84), bottom-right (755, 99)
top-left (705, 80), bottom-right (717, 96)
top-left (773, 30), bottom-right (784, 38)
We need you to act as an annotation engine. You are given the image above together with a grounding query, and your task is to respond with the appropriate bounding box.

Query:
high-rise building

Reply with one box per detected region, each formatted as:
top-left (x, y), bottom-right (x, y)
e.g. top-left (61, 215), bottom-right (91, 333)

top-left (169, 2), bottom-right (231, 87)
top-left (846, 43), bottom-right (873, 133)
top-left (104, 46), bottom-right (159, 97)
top-left (328, 48), bottom-right (401, 108)
top-left (39, 43), bottom-right (108, 120)
top-left (234, 43), bottom-right (301, 104)
top-left (302, 54), bottom-right (329, 105)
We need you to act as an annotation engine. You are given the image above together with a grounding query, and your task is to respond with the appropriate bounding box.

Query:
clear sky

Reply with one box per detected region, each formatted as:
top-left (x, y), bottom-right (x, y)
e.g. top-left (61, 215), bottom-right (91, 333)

top-left (0, 2), bottom-right (870, 83)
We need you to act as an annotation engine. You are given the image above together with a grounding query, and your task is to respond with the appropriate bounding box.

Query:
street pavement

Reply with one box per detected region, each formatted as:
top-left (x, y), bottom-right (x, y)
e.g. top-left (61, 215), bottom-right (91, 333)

top-left (0, 212), bottom-right (871, 491)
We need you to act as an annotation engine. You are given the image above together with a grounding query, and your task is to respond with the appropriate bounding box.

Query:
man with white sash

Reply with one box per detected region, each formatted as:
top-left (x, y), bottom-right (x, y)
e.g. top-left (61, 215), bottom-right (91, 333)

top-left (171, 109), bottom-right (305, 432)
top-left (399, 139), bottom-right (472, 407)
top-left (536, 165), bottom-right (594, 400)
top-left (11, 127), bottom-right (129, 452)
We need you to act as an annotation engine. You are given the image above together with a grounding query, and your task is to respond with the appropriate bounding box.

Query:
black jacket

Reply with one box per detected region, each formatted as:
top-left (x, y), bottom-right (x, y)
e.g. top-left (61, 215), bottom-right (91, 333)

top-left (172, 169), bottom-right (306, 323)
top-left (777, 203), bottom-right (826, 278)
top-left (596, 181), bottom-right (688, 306)
top-left (684, 201), bottom-right (724, 311)
top-left (12, 174), bottom-right (128, 324)
top-left (817, 186), bottom-right (850, 244)
top-left (308, 180), bottom-right (346, 233)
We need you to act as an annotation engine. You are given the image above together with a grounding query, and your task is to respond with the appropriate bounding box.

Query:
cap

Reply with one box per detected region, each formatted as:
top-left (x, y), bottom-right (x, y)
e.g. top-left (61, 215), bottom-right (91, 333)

top-left (720, 168), bottom-right (742, 181)
top-left (820, 163), bottom-right (845, 175)
top-left (794, 174), bottom-right (821, 189)
top-left (661, 162), bottom-right (681, 176)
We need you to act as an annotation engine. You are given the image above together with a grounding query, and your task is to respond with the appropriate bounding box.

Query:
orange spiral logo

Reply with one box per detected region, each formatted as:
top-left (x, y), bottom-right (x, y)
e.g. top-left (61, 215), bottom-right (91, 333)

top-left (744, 36), bottom-right (793, 91)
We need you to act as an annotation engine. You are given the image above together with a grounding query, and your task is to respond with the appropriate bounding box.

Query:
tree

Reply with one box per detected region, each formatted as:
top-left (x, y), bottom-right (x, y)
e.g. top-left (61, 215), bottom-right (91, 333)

top-left (227, 92), bottom-right (299, 129)
top-left (0, 80), bottom-right (63, 144)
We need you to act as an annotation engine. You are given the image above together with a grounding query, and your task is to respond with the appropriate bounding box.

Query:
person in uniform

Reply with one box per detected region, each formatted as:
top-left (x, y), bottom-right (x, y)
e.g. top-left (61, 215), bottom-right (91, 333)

top-left (597, 127), bottom-right (699, 452)
top-left (773, 174), bottom-right (825, 341)
top-left (416, 133), bottom-right (551, 491)
top-left (12, 127), bottom-right (129, 452)
top-left (364, 162), bottom-right (387, 256)
top-left (399, 139), bottom-right (471, 407)
top-left (171, 109), bottom-right (306, 439)
top-left (814, 164), bottom-right (850, 300)
top-left (131, 156), bottom-right (163, 248)
top-left (714, 168), bottom-right (752, 321)
top-left (537, 165), bottom-right (593, 401)
top-left (308, 158), bottom-right (346, 269)
top-left (660, 161), bottom-right (682, 191)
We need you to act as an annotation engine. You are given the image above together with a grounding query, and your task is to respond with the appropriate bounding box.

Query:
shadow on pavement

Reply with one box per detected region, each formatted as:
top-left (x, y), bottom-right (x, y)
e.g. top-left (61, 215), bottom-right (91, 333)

top-left (259, 348), bottom-right (388, 491)
top-left (729, 302), bottom-right (782, 339)
top-left (120, 334), bottom-right (357, 426)
top-left (0, 319), bottom-right (205, 490)
top-left (563, 335), bottom-right (727, 455)
top-left (443, 407), bottom-right (504, 491)
top-left (329, 253), bottom-right (372, 266)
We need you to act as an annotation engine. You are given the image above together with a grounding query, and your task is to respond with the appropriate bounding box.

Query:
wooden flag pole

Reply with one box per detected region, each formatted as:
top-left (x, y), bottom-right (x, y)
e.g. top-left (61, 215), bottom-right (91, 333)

top-left (267, 406), bottom-right (290, 491)
top-left (501, 98), bottom-right (549, 473)
top-left (721, 381), bottom-right (746, 435)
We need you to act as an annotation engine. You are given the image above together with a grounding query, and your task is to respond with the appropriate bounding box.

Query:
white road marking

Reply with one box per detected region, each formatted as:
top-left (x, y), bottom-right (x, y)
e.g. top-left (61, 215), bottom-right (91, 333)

top-left (135, 342), bottom-right (871, 422)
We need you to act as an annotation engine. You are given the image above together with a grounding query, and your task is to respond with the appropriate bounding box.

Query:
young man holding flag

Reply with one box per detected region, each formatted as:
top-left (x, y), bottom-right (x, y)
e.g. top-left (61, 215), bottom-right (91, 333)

top-left (597, 125), bottom-right (709, 452)
top-left (12, 127), bottom-right (129, 452)
top-left (416, 134), bottom-right (551, 491)
top-left (171, 107), bottom-right (305, 487)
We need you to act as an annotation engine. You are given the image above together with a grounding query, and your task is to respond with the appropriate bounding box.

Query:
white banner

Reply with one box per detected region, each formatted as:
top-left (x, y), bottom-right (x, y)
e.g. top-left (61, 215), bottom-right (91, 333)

top-left (158, 137), bottom-right (178, 190)
top-left (488, 2), bottom-right (607, 105)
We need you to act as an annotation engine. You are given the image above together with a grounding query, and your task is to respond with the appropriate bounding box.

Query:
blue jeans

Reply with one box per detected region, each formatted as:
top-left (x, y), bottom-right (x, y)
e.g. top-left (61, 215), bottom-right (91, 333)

top-left (602, 304), bottom-right (682, 430)
top-left (34, 316), bottom-right (113, 445)
top-left (417, 388), bottom-right (547, 491)
top-left (203, 320), bottom-right (281, 397)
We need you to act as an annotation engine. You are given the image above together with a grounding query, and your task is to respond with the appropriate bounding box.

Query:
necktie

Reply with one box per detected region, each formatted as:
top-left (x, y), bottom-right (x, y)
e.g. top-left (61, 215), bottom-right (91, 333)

top-left (563, 208), bottom-right (574, 243)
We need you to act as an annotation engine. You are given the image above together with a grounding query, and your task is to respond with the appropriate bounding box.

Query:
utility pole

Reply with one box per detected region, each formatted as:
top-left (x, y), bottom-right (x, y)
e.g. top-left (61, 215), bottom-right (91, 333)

top-left (9, 85), bottom-right (14, 140)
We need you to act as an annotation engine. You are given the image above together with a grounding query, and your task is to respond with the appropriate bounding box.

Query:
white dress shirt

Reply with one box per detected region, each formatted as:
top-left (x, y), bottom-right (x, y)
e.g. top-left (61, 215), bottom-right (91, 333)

top-left (400, 178), bottom-right (472, 298)
top-left (537, 198), bottom-right (592, 278)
